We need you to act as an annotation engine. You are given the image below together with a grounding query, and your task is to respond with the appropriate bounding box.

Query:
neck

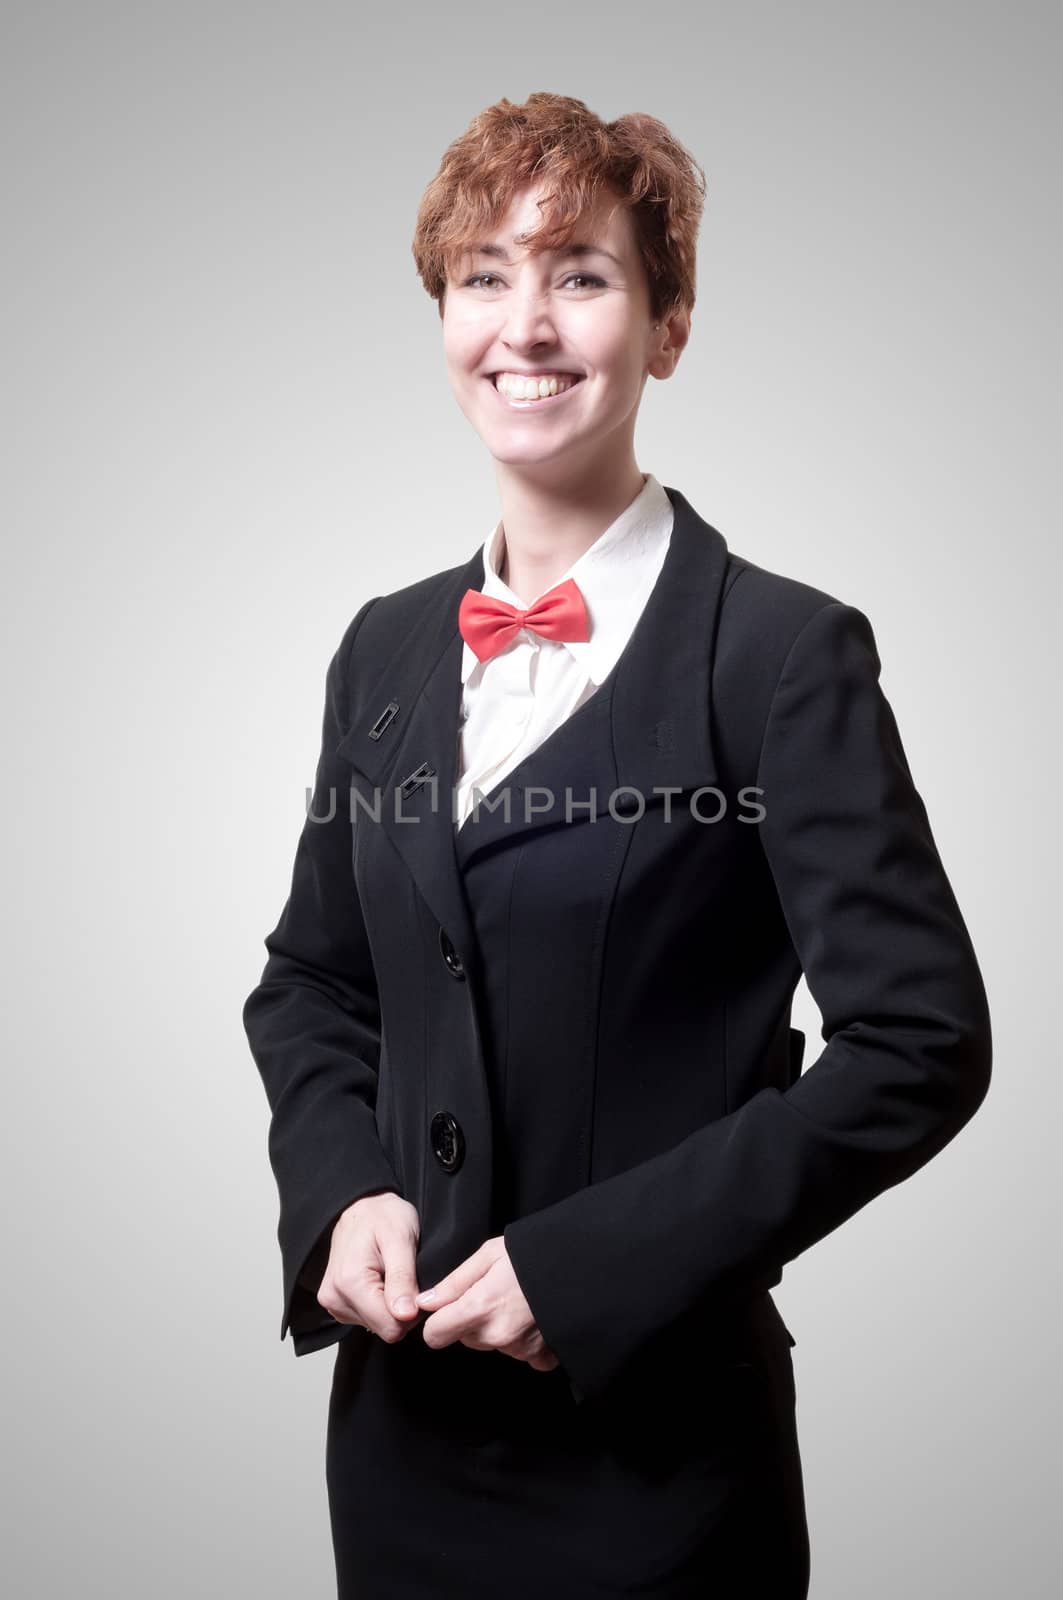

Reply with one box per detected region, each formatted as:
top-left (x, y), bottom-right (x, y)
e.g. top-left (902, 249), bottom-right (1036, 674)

top-left (492, 452), bottom-right (648, 604)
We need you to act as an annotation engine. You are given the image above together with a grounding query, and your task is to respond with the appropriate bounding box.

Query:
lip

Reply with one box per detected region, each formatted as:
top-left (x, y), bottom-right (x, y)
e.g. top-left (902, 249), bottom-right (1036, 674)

top-left (485, 374), bottom-right (586, 412)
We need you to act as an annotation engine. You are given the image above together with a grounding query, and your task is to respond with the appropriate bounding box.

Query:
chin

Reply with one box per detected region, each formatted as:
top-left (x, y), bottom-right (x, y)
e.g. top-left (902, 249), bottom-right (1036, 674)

top-left (482, 437), bottom-right (578, 468)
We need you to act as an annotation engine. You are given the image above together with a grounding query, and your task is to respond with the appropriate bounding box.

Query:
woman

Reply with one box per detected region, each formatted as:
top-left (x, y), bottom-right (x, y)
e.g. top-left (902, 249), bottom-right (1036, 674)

top-left (243, 93), bottom-right (992, 1598)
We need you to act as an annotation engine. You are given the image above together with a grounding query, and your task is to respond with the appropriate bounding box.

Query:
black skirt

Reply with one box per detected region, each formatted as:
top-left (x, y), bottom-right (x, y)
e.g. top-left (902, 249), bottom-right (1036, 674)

top-left (325, 1294), bottom-right (810, 1598)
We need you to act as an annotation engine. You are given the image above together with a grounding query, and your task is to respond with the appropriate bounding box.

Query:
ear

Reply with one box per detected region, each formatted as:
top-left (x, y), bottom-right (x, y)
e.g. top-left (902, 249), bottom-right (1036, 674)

top-left (650, 306), bottom-right (692, 378)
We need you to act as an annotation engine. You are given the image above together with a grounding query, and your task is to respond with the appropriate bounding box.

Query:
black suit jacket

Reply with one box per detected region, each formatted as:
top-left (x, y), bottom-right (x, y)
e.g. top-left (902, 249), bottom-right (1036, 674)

top-left (242, 484), bottom-right (992, 1407)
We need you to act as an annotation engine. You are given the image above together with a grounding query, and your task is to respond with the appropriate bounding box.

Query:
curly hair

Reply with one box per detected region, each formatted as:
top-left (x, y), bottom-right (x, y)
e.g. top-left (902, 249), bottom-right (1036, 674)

top-left (412, 92), bottom-right (707, 325)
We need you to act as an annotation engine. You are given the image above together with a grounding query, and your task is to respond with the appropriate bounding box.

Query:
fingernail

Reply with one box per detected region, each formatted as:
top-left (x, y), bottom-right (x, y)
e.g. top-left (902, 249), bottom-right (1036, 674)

top-left (416, 1287), bottom-right (437, 1304)
top-left (394, 1296), bottom-right (414, 1315)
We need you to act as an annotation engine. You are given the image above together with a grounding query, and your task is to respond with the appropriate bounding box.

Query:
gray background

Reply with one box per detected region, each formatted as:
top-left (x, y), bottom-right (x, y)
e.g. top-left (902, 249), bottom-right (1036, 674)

top-left (3, 1), bottom-right (1058, 1594)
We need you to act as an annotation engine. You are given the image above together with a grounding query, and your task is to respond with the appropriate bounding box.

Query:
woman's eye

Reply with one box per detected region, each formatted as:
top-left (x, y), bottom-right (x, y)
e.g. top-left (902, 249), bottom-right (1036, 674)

top-left (462, 273), bottom-right (605, 291)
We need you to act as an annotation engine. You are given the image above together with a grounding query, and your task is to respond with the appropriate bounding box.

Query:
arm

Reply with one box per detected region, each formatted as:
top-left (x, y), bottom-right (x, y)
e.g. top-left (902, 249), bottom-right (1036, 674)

top-left (503, 601), bottom-right (992, 1403)
top-left (242, 596), bottom-right (402, 1351)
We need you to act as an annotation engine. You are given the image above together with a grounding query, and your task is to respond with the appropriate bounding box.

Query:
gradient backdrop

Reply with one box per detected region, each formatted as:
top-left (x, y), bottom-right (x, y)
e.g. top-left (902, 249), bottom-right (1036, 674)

top-left (3, 1), bottom-right (1058, 1595)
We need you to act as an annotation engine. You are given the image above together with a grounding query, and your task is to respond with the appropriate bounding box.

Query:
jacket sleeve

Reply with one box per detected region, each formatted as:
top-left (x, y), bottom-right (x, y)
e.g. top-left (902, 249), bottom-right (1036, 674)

top-left (502, 600), bottom-right (993, 1404)
top-left (242, 596), bottom-right (402, 1353)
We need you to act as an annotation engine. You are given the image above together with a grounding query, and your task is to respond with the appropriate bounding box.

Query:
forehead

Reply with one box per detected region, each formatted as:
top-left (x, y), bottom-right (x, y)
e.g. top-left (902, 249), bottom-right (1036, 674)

top-left (465, 184), bottom-right (632, 260)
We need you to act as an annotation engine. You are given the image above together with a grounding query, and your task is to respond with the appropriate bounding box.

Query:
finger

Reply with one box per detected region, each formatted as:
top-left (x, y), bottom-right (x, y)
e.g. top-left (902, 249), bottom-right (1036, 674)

top-left (494, 1329), bottom-right (560, 1370)
top-left (318, 1269), bottom-right (370, 1327)
top-left (415, 1242), bottom-right (492, 1310)
top-left (379, 1236), bottom-right (422, 1321)
top-left (420, 1282), bottom-right (494, 1350)
top-left (419, 1305), bottom-right (464, 1350)
top-left (359, 1275), bottom-right (418, 1341)
top-left (322, 1255), bottom-right (411, 1342)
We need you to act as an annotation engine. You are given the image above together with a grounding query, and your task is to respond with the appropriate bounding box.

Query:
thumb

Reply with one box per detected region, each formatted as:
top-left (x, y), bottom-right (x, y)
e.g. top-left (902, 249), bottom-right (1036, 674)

top-left (415, 1243), bottom-right (490, 1309)
top-left (380, 1243), bottom-right (421, 1319)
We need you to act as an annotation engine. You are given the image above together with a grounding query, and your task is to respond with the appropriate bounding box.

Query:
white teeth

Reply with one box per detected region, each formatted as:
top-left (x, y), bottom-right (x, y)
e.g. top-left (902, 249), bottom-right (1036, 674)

top-left (494, 372), bottom-right (579, 400)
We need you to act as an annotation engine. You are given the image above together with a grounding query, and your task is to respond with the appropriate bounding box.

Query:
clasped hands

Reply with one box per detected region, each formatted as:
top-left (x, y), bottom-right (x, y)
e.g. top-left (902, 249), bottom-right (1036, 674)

top-left (315, 1190), bottom-right (559, 1372)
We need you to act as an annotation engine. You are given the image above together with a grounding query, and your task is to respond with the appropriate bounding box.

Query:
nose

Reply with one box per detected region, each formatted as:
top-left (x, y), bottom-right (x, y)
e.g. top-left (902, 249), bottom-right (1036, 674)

top-left (500, 284), bottom-right (561, 355)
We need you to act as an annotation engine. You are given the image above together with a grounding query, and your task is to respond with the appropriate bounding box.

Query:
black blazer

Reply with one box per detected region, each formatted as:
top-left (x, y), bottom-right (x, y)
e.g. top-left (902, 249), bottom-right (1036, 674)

top-left (242, 484), bottom-right (992, 1408)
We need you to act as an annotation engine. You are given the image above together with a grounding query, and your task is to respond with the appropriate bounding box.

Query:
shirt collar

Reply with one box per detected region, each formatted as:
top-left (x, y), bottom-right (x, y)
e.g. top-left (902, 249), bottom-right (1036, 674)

top-left (460, 472), bottom-right (673, 686)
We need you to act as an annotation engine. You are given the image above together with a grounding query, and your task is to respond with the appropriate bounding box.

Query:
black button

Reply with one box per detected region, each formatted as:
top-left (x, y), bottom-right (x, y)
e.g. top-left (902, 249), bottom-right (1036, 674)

top-left (439, 926), bottom-right (465, 978)
top-left (430, 1110), bottom-right (465, 1173)
top-left (613, 791), bottom-right (642, 816)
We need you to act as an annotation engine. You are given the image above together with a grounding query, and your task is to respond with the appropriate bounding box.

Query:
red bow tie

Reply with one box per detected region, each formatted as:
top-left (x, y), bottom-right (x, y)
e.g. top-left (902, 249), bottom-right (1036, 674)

top-left (458, 578), bottom-right (590, 664)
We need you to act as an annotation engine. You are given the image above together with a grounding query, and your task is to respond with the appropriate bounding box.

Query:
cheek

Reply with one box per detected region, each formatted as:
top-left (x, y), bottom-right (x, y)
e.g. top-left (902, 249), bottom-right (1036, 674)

top-left (443, 339), bottom-right (469, 373)
top-left (591, 352), bottom-right (649, 407)
top-left (441, 315), bottom-right (482, 369)
top-left (580, 321), bottom-right (647, 381)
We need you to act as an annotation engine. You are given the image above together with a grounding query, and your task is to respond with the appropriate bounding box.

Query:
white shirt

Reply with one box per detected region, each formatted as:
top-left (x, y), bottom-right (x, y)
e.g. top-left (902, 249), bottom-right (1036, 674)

top-left (455, 471), bottom-right (674, 828)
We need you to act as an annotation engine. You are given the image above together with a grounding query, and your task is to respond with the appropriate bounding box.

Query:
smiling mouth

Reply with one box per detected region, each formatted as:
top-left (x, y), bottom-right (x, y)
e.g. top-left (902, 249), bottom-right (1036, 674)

top-left (486, 373), bottom-right (586, 407)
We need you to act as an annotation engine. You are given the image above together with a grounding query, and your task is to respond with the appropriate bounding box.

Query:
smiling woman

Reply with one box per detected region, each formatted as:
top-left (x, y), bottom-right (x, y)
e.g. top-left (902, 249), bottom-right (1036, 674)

top-left (243, 89), bottom-right (991, 1600)
top-left (408, 93), bottom-right (705, 509)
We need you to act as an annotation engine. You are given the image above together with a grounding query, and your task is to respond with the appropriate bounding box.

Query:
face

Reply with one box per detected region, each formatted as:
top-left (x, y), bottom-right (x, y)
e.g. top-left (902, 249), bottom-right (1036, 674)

top-left (441, 183), bottom-right (687, 480)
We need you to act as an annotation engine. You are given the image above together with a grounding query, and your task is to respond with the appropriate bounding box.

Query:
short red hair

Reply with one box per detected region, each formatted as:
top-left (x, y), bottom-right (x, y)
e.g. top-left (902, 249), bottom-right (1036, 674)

top-left (412, 92), bottom-right (707, 324)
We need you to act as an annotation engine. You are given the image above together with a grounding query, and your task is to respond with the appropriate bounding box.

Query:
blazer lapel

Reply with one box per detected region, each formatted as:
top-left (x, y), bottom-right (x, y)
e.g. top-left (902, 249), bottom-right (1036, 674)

top-left (335, 560), bottom-right (483, 977)
top-left (336, 485), bottom-right (731, 982)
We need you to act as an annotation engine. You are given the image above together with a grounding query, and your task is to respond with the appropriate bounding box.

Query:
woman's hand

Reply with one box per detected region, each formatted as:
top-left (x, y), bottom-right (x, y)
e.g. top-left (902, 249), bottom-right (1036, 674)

top-left (414, 1236), bottom-right (559, 1371)
top-left (316, 1190), bottom-right (424, 1342)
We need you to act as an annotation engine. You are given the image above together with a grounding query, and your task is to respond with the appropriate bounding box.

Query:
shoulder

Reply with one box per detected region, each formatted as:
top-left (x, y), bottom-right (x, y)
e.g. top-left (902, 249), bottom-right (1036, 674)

top-left (718, 547), bottom-right (880, 678)
top-left (722, 550), bottom-right (858, 651)
top-left (712, 548), bottom-right (880, 780)
top-left (331, 559), bottom-right (469, 670)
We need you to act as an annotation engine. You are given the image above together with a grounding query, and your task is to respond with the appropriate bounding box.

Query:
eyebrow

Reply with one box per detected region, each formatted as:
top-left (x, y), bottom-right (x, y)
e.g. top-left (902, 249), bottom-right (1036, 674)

top-left (466, 241), bottom-right (623, 269)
